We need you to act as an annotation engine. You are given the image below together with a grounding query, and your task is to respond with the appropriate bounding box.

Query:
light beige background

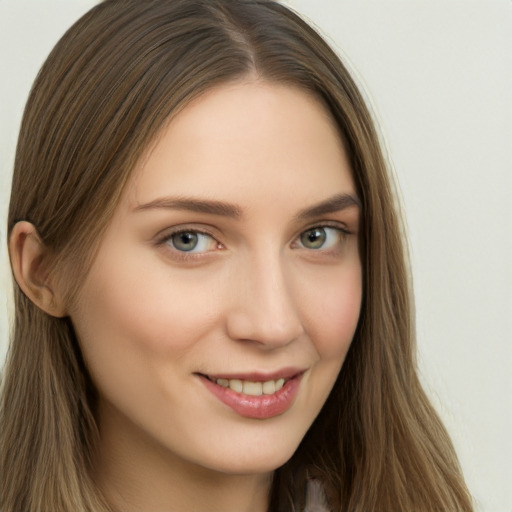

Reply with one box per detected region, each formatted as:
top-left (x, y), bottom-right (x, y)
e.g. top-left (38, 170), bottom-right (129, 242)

top-left (1, 1), bottom-right (511, 511)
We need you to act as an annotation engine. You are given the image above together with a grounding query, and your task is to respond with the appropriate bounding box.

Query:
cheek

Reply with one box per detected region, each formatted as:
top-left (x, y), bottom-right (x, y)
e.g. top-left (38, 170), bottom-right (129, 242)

top-left (69, 251), bottom-right (224, 421)
top-left (299, 263), bottom-right (362, 360)
top-left (73, 252), bottom-right (220, 359)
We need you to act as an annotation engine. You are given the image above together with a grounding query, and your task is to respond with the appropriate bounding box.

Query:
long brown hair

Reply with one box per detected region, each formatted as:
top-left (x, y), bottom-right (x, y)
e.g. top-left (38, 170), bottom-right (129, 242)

top-left (1, 1), bottom-right (473, 510)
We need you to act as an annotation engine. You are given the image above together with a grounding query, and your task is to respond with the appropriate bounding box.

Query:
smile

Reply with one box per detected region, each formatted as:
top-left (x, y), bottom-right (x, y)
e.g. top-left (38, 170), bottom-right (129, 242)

top-left (206, 376), bottom-right (286, 396)
top-left (198, 370), bottom-right (304, 419)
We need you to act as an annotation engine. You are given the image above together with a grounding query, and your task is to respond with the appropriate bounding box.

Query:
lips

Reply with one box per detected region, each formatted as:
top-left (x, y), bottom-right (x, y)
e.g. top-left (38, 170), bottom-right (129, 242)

top-left (198, 369), bottom-right (304, 419)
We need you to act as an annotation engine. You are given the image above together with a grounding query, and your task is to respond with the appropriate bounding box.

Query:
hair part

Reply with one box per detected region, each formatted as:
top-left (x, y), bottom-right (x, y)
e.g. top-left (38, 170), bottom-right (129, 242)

top-left (2, 1), bottom-right (473, 511)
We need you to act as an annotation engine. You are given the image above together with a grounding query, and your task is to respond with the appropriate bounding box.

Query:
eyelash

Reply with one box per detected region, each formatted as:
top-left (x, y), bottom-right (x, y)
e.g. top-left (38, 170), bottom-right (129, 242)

top-left (292, 224), bottom-right (350, 252)
top-left (156, 228), bottom-right (220, 261)
top-left (156, 223), bottom-right (350, 262)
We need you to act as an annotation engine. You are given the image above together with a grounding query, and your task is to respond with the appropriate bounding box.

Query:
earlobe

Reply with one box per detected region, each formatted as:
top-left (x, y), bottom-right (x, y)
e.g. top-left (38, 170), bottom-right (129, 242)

top-left (9, 221), bottom-right (67, 318)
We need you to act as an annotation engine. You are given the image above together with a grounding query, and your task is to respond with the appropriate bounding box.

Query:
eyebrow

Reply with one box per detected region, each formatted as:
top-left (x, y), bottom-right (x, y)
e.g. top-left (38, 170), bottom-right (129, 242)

top-left (133, 196), bottom-right (243, 218)
top-left (133, 192), bottom-right (361, 219)
top-left (296, 193), bottom-right (361, 220)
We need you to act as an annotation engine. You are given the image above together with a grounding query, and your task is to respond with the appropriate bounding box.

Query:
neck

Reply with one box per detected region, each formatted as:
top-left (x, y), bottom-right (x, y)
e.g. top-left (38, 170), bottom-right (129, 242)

top-left (94, 402), bottom-right (272, 512)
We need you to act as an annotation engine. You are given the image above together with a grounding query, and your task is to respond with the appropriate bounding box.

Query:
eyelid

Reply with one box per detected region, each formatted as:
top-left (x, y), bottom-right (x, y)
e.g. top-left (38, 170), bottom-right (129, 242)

top-left (296, 221), bottom-right (351, 238)
top-left (155, 224), bottom-right (218, 243)
top-left (155, 225), bottom-right (223, 259)
top-left (153, 221), bottom-right (352, 262)
top-left (291, 222), bottom-right (351, 251)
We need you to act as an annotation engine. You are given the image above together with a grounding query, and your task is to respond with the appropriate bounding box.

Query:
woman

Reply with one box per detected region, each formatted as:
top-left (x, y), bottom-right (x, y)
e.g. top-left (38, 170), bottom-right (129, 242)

top-left (1, 0), bottom-right (473, 511)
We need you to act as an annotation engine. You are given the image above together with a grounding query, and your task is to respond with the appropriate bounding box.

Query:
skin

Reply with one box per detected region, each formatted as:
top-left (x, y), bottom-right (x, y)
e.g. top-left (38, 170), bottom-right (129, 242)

top-left (11, 80), bottom-right (362, 512)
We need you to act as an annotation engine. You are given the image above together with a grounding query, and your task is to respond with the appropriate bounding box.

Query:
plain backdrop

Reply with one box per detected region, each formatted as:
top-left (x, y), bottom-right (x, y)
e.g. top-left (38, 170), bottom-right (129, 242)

top-left (1, 1), bottom-right (511, 511)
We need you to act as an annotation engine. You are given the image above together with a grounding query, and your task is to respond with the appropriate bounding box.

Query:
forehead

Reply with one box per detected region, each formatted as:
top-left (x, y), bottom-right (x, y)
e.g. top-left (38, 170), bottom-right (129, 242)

top-left (124, 80), bottom-right (354, 212)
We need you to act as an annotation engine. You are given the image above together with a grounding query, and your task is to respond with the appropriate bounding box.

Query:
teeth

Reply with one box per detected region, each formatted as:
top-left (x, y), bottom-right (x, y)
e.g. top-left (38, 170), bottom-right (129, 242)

top-left (229, 379), bottom-right (243, 393)
top-left (216, 378), bottom-right (229, 388)
top-left (243, 381), bottom-right (262, 396)
top-left (262, 380), bottom-right (275, 395)
top-left (213, 377), bottom-right (288, 396)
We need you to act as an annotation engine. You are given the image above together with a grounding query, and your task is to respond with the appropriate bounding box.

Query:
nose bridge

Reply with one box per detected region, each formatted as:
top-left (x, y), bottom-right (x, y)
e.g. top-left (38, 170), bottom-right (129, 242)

top-left (226, 246), bottom-right (304, 347)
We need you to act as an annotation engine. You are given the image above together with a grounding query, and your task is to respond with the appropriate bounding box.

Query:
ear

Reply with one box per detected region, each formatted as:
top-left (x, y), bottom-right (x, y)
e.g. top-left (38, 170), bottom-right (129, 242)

top-left (9, 221), bottom-right (67, 318)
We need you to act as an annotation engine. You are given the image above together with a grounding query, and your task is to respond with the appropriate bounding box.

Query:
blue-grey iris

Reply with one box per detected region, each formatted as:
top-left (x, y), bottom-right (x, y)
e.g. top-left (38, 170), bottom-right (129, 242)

top-left (172, 232), bottom-right (198, 251)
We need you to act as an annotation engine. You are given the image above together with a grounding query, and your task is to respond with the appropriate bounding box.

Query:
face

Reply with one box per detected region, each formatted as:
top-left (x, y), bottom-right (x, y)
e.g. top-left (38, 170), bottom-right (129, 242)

top-left (70, 80), bottom-right (362, 477)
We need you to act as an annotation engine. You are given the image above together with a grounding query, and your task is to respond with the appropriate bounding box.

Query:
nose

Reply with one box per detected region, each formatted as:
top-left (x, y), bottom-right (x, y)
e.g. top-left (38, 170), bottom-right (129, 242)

top-left (225, 251), bottom-right (304, 349)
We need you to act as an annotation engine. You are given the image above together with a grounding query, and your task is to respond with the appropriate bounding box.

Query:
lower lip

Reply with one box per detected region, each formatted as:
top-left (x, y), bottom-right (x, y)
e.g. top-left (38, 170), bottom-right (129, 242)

top-left (199, 374), bottom-right (302, 419)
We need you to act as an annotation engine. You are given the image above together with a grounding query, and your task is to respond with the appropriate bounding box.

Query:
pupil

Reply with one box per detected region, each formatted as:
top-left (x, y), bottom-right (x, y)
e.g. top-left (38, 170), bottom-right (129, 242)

top-left (173, 232), bottom-right (198, 251)
top-left (302, 228), bottom-right (326, 249)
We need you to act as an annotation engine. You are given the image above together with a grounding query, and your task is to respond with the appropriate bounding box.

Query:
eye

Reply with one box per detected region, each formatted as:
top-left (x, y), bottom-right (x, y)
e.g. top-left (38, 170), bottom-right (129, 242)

top-left (297, 226), bottom-right (345, 250)
top-left (166, 230), bottom-right (218, 253)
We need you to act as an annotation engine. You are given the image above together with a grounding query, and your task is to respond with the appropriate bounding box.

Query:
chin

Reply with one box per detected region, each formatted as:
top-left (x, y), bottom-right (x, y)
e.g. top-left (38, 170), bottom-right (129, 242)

top-left (192, 428), bottom-right (304, 476)
top-left (206, 452), bottom-right (295, 476)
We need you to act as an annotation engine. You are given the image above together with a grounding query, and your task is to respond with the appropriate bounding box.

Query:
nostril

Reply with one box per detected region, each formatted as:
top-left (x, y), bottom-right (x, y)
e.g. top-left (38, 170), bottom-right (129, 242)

top-left (226, 312), bottom-right (303, 348)
top-left (224, 261), bottom-right (303, 346)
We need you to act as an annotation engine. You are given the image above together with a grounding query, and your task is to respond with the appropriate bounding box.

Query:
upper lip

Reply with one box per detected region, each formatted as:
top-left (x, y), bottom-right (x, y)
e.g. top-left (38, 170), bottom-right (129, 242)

top-left (198, 367), bottom-right (305, 382)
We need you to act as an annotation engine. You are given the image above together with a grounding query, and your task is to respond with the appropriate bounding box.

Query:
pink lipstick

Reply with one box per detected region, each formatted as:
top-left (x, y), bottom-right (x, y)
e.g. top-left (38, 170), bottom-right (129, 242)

top-left (198, 370), bottom-right (303, 419)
